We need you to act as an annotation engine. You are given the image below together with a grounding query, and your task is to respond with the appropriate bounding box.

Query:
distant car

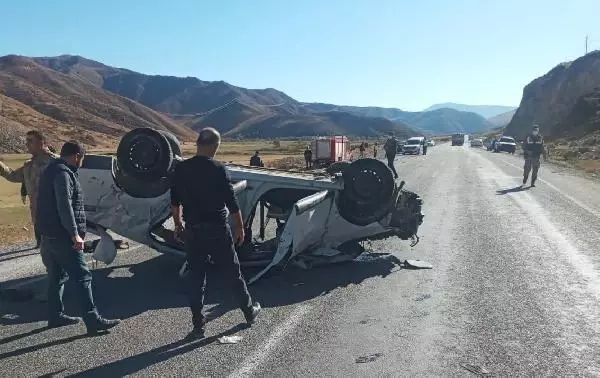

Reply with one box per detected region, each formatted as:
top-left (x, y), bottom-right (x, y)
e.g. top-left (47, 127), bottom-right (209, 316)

top-left (427, 140), bottom-right (435, 147)
top-left (494, 136), bottom-right (516, 154)
top-left (470, 138), bottom-right (483, 148)
top-left (402, 137), bottom-right (425, 155)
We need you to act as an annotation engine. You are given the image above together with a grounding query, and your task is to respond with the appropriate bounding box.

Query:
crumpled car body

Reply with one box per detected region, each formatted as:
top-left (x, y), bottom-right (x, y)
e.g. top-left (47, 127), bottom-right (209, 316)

top-left (79, 129), bottom-right (425, 283)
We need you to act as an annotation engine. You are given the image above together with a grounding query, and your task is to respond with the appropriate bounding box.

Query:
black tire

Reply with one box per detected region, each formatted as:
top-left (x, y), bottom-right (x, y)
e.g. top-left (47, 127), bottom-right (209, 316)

top-left (117, 128), bottom-right (174, 182)
top-left (337, 158), bottom-right (395, 226)
top-left (158, 130), bottom-right (182, 158)
top-left (113, 160), bottom-right (171, 198)
top-left (325, 161), bottom-right (350, 175)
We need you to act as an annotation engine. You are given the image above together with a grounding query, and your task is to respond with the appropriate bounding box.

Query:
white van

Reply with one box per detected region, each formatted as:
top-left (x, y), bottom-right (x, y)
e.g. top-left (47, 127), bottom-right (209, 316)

top-left (402, 137), bottom-right (425, 155)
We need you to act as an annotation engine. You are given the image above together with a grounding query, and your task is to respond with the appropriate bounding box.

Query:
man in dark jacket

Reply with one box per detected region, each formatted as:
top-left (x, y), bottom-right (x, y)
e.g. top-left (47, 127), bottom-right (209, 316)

top-left (383, 132), bottom-right (399, 179)
top-left (304, 146), bottom-right (312, 169)
top-left (36, 141), bottom-right (120, 334)
top-left (171, 128), bottom-right (261, 340)
top-left (249, 151), bottom-right (264, 167)
top-left (522, 124), bottom-right (545, 187)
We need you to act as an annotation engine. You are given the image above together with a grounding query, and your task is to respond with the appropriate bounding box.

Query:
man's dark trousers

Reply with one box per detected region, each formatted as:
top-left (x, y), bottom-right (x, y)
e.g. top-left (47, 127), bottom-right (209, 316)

top-left (386, 152), bottom-right (398, 178)
top-left (40, 236), bottom-right (99, 323)
top-left (184, 222), bottom-right (253, 329)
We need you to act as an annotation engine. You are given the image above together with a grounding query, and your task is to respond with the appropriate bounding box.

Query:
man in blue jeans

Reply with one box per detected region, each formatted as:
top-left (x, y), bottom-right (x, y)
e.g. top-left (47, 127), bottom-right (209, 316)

top-left (36, 140), bottom-right (120, 335)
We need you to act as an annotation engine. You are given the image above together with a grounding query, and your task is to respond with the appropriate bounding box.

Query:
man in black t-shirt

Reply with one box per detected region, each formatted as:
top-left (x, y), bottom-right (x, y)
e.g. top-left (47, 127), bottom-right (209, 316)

top-left (170, 127), bottom-right (261, 340)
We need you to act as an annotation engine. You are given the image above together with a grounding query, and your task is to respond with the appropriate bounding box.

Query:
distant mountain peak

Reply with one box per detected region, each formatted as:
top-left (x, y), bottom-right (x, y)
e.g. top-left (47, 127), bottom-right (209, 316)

top-left (424, 103), bottom-right (516, 119)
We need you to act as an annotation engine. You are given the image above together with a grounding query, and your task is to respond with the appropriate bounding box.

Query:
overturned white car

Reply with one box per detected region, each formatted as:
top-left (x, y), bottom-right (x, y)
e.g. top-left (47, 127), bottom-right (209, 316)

top-left (80, 128), bottom-right (424, 283)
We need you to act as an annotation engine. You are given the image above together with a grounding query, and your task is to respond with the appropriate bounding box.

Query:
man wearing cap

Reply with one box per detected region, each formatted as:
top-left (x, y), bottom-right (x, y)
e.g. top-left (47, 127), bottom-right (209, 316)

top-left (522, 124), bottom-right (545, 187)
top-left (171, 127), bottom-right (261, 340)
top-left (36, 140), bottom-right (120, 334)
top-left (0, 130), bottom-right (58, 248)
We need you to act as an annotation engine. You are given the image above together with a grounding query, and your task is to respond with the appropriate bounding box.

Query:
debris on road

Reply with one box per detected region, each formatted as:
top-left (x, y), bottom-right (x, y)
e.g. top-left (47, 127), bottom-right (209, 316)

top-left (460, 362), bottom-right (490, 376)
top-left (414, 294), bottom-right (432, 301)
top-left (355, 352), bottom-right (384, 363)
top-left (404, 259), bottom-right (433, 269)
top-left (218, 335), bottom-right (243, 344)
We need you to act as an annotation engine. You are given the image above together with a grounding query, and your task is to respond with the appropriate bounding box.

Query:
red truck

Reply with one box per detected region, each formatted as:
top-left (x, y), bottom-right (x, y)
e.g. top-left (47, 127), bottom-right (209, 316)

top-left (310, 136), bottom-right (349, 167)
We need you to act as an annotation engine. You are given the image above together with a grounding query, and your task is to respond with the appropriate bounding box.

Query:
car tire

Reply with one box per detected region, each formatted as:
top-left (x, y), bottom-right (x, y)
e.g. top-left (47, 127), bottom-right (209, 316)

top-left (158, 130), bottom-right (182, 158)
top-left (337, 158), bottom-right (395, 226)
top-left (112, 159), bottom-right (171, 198)
top-left (116, 128), bottom-right (174, 182)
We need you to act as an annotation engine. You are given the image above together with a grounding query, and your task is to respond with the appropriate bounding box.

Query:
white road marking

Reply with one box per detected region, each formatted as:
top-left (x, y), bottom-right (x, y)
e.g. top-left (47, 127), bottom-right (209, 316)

top-left (492, 155), bottom-right (600, 219)
top-left (230, 304), bottom-right (313, 378)
top-left (476, 153), bottom-right (600, 299)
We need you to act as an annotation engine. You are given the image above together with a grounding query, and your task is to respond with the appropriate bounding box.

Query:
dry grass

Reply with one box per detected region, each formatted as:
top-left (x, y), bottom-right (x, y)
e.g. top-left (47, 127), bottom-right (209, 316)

top-left (0, 140), bottom-right (305, 245)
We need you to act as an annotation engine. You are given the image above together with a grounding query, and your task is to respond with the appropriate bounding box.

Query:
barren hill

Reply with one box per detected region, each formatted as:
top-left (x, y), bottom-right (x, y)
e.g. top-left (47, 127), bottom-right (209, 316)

top-left (0, 55), bottom-right (196, 151)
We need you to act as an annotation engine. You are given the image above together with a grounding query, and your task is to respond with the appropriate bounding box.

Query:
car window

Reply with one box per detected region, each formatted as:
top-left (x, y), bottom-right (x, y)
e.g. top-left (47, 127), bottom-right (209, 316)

top-left (500, 137), bottom-right (514, 143)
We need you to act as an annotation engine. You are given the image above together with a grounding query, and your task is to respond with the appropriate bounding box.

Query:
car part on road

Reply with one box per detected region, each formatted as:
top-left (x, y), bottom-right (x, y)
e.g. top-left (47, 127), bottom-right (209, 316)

top-left (404, 259), bottom-right (433, 269)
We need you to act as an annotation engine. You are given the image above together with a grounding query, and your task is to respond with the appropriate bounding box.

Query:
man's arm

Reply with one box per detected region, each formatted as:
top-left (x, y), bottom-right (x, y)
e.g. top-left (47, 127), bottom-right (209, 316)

top-left (169, 169), bottom-right (184, 227)
top-left (53, 171), bottom-right (78, 238)
top-left (221, 166), bottom-right (244, 244)
top-left (0, 161), bottom-right (25, 183)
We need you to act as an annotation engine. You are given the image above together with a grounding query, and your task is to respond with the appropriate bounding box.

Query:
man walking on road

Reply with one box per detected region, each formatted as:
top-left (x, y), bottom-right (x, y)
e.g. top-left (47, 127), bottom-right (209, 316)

top-left (383, 132), bottom-right (399, 179)
top-left (171, 127), bottom-right (261, 340)
top-left (522, 124), bottom-right (545, 187)
top-left (36, 141), bottom-right (120, 334)
top-left (0, 131), bottom-right (58, 248)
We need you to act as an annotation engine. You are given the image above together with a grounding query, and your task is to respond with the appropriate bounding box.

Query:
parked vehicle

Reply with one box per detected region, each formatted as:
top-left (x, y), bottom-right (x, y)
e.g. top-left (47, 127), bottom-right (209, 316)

top-left (396, 140), bottom-right (407, 153)
top-left (451, 133), bottom-right (465, 146)
top-left (311, 136), bottom-right (349, 167)
top-left (402, 137), bottom-right (425, 155)
top-left (494, 136), bottom-right (517, 154)
top-left (427, 140), bottom-right (435, 147)
top-left (470, 138), bottom-right (483, 147)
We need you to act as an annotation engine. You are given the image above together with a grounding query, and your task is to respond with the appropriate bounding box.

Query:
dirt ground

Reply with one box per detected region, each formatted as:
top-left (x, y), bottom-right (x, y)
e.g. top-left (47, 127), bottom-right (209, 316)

top-left (0, 141), bottom-right (305, 245)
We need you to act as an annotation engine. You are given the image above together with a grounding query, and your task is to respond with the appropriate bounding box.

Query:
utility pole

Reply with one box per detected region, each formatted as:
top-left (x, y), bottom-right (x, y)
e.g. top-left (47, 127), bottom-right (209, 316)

top-left (586, 35), bottom-right (588, 54)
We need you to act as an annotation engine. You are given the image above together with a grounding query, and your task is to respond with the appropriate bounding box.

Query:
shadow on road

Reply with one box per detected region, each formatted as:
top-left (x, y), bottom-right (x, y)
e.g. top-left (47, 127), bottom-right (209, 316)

top-left (496, 185), bottom-right (530, 195)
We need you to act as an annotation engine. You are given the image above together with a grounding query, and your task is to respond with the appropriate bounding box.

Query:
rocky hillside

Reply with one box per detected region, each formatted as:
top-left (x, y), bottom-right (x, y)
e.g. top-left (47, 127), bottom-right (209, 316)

top-left (506, 51), bottom-right (600, 139)
top-left (0, 55), bottom-right (197, 150)
top-left (32, 55), bottom-right (491, 137)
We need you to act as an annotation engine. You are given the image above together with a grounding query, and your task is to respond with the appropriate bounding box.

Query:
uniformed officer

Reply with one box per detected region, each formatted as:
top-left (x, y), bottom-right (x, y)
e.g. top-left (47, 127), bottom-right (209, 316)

top-left (522, 124), bottom-right (545, 187)
top-left (0, 131), bottom-right (58, 247)
top-left (171, 127), bottom-right (261, 340)
top-left (383, 132), bottom-right (399, 179)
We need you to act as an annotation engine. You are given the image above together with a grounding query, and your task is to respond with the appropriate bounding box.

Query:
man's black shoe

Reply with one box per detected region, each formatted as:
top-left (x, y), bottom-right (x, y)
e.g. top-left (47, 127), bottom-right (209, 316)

top-left (531, 182), bottom-right (536, 187)
top-left (184, 327), bottom-right (206, 341)
top-left (48, 314), bottom-right (81, 328)
top-left (244, 302), bottom-right (261, 324)
top-left (86, 317), bottom-right (120, 335)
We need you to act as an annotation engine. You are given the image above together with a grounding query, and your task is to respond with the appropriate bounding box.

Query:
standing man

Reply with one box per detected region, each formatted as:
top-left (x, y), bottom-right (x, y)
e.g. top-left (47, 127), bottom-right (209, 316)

top-left (522, 124), bottom-right (545, 187)
top-left (171, 127), bottom-right (261, 340)
top-left (359, 142), bottom-right (366, 158)
top-left (36, 141), bottom-right (120, 334)
top-left (0, 130), bottom-right (58, 248)
top-left (383, 132), bottom-right (399, 179)
top-left (304, 146), bottom-right (312, 169)
top-left (249, 151), bottom-right (264, 167)
top-left (373, 143), bottom-right (378, 158)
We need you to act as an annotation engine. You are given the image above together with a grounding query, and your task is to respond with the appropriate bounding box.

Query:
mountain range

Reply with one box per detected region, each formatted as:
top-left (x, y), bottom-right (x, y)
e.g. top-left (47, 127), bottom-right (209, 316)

top-left (0, 54), bottom-right (506, 152)
top-left (424, 103), bottom-right (516, 119)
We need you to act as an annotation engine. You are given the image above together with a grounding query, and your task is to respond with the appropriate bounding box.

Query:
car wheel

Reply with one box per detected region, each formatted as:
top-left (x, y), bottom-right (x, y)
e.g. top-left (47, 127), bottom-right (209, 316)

top-left (158, 130), bottom-right (182, 158)
top-left (116, 128), bottom-right (174, 181)
top-left (338, 158), bottom-right (395, 226)
top-left (112, 159), bottom-right (171, 198)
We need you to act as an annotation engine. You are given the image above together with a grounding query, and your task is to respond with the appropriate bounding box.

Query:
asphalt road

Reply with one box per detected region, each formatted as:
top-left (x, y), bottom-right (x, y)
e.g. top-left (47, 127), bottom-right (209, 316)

top-left (1, 143), bottom-right (599, 377)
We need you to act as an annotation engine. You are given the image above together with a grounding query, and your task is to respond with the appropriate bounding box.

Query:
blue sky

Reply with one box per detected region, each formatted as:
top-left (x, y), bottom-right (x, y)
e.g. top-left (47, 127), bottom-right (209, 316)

top-left (1, 0), bottom-right (599, 111)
